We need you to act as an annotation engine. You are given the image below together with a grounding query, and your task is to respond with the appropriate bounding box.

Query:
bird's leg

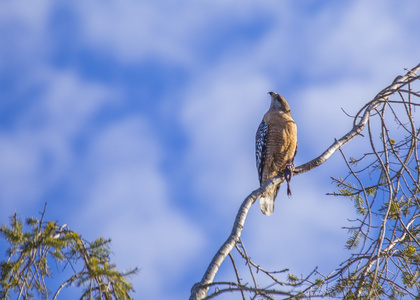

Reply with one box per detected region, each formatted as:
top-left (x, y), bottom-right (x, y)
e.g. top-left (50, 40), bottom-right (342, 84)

top-left (284, 164), bottom-right (293, 197)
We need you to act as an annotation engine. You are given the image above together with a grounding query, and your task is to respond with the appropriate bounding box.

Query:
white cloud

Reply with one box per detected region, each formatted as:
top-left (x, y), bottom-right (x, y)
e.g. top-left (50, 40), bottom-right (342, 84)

top-left (0, 69), bottom-right (115, 213)
top-left (75, 117), bottom-right (206, 299)
top-left (71, 1), bottom-right (286, 67)
top-left (0, 135), bottom-right (40, 209)
top-left (180, 65), bottom-right (273, 218)
top-left (72, 2), bottom-right (204, 64)
top-left (292, 1), bottom-right (420, 81)
top-left (0, 0), bottom-right (50, 26)
top-left (244, 175), bottom-right (356, 272)
top-left (0, 1), bottom-right (51, 69)
top-left (294, 79), bottom-right (377, 156)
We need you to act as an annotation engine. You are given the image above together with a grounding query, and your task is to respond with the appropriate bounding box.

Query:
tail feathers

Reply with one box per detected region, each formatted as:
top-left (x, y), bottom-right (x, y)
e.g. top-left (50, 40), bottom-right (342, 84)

top-left (260, 185), bottom-right (280, 216)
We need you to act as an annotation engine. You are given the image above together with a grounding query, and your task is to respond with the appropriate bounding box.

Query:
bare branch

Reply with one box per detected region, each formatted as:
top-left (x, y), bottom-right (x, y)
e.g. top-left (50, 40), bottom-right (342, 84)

top-left (190, 63), bottom-right (420, 300)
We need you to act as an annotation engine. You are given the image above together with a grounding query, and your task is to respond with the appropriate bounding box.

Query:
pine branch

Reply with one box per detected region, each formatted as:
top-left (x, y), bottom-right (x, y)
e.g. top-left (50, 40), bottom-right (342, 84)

top-left (0, 207), bottom-right (138, 299)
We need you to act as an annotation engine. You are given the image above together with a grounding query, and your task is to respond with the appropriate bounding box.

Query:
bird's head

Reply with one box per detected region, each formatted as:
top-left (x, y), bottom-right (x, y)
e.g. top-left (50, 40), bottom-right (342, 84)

top-left (268, 91), bottom-right (291, 113)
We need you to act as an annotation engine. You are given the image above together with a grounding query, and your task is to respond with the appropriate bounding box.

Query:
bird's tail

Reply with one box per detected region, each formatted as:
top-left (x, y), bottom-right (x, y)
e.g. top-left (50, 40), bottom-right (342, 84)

top-left (260, 185), bottom-right (280, 216)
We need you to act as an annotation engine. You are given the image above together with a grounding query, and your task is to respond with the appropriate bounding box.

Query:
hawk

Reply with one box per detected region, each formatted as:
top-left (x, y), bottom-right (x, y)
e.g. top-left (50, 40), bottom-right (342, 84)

top-left (255, 92), bottom-right (297, 215)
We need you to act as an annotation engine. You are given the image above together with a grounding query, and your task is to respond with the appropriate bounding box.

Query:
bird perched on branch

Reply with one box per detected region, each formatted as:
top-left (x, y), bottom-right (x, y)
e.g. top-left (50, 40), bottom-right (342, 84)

top-left (255, 92), bottom-right (297, 215)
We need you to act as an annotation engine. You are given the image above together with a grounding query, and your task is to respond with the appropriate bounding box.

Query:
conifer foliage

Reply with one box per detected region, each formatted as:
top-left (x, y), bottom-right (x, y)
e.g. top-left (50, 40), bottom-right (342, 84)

top-left (0, 204), bottom-right (137, 300)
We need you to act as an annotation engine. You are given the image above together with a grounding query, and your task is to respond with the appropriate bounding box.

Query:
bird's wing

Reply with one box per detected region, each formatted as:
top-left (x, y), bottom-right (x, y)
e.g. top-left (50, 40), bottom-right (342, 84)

top-left (255, 119), bottom-right (268, 185)
top-left (292, 143), bottom-right (298, 164)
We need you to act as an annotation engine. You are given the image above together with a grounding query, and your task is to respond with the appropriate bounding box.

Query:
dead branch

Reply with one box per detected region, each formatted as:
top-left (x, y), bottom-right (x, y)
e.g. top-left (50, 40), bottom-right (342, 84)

top-left (190, 63), bottom-right (420, 300)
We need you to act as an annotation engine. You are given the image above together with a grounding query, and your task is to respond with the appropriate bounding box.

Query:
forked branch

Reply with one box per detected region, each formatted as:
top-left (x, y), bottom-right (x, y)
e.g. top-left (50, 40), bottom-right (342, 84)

top-left (190, 63), bottom-right (420, 300)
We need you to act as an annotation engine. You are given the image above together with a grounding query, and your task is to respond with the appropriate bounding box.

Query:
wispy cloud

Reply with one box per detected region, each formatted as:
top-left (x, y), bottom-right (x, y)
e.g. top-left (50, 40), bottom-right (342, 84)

top-left (1, 1), bottom-right (419, 299)
top-left (75, 117), bottom-right (206, 299)
top-left (0, 69), bottom-right (114, 210)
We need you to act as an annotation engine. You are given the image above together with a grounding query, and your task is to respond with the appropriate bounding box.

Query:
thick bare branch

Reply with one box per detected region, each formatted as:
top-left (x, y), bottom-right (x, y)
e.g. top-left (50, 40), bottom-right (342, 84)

top-left (190, 63), bottom-right (420, 300)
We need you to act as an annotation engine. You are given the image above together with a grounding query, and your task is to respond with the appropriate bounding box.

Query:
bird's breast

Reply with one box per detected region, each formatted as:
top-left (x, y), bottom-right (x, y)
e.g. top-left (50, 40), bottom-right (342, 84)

top-left (261, 111), bottom-right (297, 183)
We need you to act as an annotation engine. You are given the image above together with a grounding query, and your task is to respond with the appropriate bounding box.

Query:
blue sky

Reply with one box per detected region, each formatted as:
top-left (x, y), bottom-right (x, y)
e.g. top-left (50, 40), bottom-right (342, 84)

top-left (1, 1), bottom-right (420, 299)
